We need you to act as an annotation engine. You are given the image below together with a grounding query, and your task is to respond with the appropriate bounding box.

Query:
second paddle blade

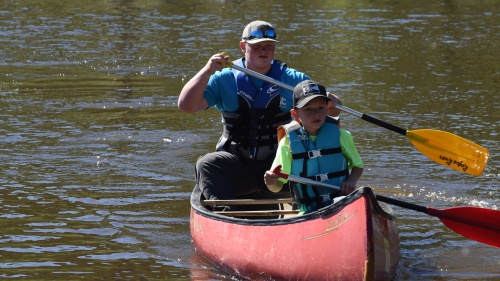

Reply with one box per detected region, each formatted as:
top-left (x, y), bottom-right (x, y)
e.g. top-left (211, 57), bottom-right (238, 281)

top-left (428, 206), bottom-right (500, 248)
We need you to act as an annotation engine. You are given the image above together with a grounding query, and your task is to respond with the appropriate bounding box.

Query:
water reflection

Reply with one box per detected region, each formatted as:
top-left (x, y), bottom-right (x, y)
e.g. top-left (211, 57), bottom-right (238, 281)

top-left (0, 0), bottom-right (498, 280)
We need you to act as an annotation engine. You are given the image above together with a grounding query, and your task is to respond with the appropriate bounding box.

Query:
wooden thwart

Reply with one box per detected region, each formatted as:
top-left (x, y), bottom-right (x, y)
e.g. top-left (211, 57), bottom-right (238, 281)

top-left (214, 210), bottom-right (300, 217)
top-left (201, 198), bottom-right (293, 206)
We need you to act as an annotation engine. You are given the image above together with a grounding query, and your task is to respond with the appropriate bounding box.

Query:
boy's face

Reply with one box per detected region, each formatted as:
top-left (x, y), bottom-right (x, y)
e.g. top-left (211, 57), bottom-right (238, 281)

top-left (292, 97), bottom-right (329, 135)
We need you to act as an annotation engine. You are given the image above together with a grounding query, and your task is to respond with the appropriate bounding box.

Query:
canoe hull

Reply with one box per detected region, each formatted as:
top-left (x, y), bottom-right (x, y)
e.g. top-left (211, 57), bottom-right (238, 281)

top-left (190, 187), bottom-right (400, 280)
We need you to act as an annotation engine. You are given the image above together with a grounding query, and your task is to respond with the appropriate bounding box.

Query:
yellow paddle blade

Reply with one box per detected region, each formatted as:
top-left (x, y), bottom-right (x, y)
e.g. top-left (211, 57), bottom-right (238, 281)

top-left (406, 129), bottom-right (489, 176)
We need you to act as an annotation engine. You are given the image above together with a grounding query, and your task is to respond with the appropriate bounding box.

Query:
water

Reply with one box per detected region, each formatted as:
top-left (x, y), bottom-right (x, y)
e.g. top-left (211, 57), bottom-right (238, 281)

top-left (1, 0), bottom-right (498, 280)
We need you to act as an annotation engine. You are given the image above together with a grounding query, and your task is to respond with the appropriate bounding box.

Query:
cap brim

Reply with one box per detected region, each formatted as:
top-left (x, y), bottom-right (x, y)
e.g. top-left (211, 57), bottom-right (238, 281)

top-left (295, 95), bottom-right (329, 108)
top-left (243, 38), bottom-right (279, 44)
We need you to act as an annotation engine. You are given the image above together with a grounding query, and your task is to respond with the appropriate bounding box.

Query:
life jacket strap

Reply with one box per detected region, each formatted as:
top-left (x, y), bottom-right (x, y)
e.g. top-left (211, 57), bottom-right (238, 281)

top-left (307, 169), bottom-right (350, 182)
top-left (292, 147), bottom-right (342, 160)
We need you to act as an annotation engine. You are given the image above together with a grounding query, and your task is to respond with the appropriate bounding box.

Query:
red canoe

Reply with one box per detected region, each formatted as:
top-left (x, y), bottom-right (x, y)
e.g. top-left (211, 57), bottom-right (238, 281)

top-left (190, 186), bottom-right (400, 280)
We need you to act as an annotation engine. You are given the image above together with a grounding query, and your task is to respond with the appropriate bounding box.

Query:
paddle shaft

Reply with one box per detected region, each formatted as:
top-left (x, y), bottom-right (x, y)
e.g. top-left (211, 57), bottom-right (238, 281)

top-left (229, 62), bottom-right (408, 136)
top-left (275, 170), bottom-right (426, 211)
top-left (226, 59), bottom-right (489, 176)
top-left (273, 167), bottom-right (499, 237)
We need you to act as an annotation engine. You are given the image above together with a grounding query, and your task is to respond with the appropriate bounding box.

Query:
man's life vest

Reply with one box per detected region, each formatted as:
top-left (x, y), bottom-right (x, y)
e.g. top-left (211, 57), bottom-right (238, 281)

top-left (284, 116), bottom-right (349, 212)
top-left (217, 58), bottom-right (291, 161)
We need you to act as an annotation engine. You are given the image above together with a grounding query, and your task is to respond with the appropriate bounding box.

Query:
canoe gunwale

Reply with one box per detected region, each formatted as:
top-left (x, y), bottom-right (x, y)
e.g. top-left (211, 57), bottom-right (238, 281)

top-left (190, 186), bottom-right (397, 226)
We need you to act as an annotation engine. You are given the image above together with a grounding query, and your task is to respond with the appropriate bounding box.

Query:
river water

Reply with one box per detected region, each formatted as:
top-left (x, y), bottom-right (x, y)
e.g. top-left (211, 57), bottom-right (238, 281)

top-left (0, 0), bottom-right (498, 280)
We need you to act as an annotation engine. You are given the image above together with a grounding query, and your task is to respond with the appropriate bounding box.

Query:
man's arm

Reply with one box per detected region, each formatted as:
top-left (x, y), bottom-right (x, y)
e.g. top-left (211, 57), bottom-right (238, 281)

top-left (178, 53), bottom-right (229, 113)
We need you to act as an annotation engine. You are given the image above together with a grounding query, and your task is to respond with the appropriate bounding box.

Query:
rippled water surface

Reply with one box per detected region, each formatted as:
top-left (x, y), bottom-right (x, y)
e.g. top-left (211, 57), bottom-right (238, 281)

top-left (1, 0), bottom-right (498, 280)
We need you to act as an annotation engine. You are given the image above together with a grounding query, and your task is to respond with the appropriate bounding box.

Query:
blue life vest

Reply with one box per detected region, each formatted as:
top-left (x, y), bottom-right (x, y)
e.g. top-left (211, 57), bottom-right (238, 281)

top-left (285, 116), bottom-right (349, 212)
top-left (218, 58), bottom-right (291, 161)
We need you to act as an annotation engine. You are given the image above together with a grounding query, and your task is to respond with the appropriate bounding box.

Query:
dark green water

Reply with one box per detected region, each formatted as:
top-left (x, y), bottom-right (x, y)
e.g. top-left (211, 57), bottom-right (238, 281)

top-left (1, 0), bottom-right (498, 280)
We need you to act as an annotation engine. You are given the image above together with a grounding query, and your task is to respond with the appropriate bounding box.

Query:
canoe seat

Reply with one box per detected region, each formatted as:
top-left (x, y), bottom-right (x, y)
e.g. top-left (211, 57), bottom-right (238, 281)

top-left (213, 210), bottom-right (300, 217)
top-left (202, 198), bottom-right (297, 218)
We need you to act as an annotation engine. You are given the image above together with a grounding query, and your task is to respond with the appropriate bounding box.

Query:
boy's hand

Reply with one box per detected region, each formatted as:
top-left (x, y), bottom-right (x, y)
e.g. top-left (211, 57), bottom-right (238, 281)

top-left (340, 180), bottom-right (356, 195)
top-left (264, 170), bottom-right (279, 186)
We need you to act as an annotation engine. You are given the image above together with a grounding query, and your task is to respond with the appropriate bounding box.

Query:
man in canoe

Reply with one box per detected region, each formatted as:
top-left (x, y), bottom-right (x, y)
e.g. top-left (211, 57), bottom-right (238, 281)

top-left (264, 80), bottom-right (364, 214)
top-left (178, 20), bottom-right (342, 208)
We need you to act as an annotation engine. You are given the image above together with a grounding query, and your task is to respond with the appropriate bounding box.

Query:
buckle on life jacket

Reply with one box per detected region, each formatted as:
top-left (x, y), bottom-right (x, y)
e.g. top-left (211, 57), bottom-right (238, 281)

top-left (315, 173), bottom-right (329, 181)
top-left (321, 193), bottom-right (332, 202)
top-left (293, 192), bottom-right (336, 206)
top-left (308, 150), bottom-right (321, 158)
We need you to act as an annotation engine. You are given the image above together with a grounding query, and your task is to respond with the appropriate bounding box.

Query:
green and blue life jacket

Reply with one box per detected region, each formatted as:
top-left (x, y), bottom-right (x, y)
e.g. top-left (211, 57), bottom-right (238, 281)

top-left (285, 116), bottom-right (349, 213)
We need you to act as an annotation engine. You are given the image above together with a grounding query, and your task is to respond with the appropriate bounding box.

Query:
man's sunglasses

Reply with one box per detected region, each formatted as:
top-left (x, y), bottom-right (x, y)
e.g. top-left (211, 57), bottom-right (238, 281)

top-left (243, 29), bottom-right (276, 40)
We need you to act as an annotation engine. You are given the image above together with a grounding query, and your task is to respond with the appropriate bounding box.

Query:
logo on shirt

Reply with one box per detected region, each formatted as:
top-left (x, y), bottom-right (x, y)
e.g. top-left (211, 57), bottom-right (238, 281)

top-left (280, 97), bottom-right (287, 108)
top-left (238, 90), bottom-right (254, 102)
top-left (296, 134), bottom-right (309, 141)
top-left (267, 85), bottom-right (279, 97)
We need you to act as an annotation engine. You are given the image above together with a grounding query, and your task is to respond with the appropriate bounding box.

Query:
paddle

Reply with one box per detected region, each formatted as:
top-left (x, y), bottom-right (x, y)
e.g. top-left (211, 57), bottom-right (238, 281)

top-left (271, 166), bottom-right (500, 248)
top-left (220, 54), bottom-right (489, 176)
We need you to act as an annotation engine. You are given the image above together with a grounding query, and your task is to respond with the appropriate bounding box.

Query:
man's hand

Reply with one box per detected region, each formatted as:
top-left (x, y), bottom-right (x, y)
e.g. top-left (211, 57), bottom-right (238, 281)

top-left (326, 92), bottom-right (342, 116)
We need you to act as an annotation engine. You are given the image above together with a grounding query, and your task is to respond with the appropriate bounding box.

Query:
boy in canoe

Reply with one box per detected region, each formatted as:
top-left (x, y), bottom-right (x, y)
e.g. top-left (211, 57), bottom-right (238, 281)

top-left (264, 80), bottom-right (364, 214)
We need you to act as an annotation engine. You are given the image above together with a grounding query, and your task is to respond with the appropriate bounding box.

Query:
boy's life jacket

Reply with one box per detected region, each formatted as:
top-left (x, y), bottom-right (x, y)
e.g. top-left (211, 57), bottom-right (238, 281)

top-left (217, 58), bottom-right (291, 161)
top-left (282, 116), bottom-right (350, 212)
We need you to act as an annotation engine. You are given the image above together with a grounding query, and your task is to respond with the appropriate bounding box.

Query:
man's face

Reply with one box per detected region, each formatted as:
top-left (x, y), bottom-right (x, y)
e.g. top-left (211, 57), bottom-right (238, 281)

top-left (240, 41), bottom-right (276, 71)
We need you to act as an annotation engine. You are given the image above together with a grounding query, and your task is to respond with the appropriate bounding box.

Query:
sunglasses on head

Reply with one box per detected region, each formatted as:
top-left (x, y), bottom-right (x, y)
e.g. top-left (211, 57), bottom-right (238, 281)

top-left (243, 29), bottom-right (276, 40)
